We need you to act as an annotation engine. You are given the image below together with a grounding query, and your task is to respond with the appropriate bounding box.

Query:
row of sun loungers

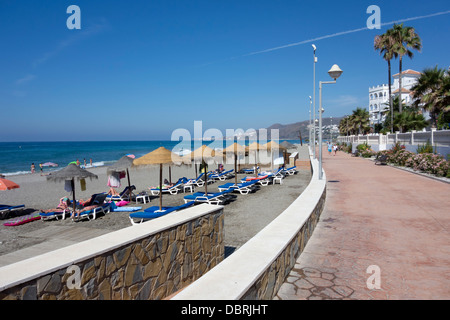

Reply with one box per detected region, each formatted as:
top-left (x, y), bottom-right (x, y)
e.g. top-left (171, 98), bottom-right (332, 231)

top-left (127, 166), bottom-right (298, 224)
top-left (38, 165), bottom-right (298, 226)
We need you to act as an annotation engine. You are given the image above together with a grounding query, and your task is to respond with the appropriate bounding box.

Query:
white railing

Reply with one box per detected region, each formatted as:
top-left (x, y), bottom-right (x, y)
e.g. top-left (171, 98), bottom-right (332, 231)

top-left (338, 129), bottom-right (450, 147)
top-left (338, 129), bottom-right (450, 158)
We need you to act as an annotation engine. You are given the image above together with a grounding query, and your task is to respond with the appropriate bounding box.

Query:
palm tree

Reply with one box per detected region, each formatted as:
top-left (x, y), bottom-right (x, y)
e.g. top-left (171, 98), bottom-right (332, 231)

top-left (411, 66), bottom-right (449, 127)
top-left (374, 29), bottom-right (396, 133)
top-left (351, 107), bottom-right (370, 135)
top-left (390, 24), bottom-right (422, 113)
top-left (393, 111), bottom-right (428, 132)
top-left (338, 116), bottom-right (352, 136)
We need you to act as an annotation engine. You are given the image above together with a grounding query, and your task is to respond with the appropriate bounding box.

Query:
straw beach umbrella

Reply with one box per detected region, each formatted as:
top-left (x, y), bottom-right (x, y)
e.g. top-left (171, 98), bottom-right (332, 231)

top-left (224, 142), bottom-right (246, 186)
top-left (107, 155), bottom-right (134, 201)
top-left (47, 163), bottom-right (98, 213)
top-left (189, 145), bottom-right (219, 195)
top-left (133, 147), bottom-right (187, 211)
top-left (263, 141), bottom-right (287, 172)
top-left (247, 142), bottom-right (262, 177)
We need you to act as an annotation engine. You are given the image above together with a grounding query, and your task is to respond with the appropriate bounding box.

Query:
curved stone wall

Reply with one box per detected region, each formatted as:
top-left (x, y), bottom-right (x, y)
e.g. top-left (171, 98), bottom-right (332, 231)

top-left (172, 152), bottom-right (327, 300)
top-left (0, 204), bottom-right (224, 300)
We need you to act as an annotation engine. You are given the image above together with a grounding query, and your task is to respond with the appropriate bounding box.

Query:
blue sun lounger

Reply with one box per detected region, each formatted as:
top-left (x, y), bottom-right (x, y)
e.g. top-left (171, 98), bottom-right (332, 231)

top-left (72, 193), bottom-right (110, 222)
top-left (129, 201), bottom-right (195, 225)
top-left (183, 189), bottom-right (234, 205)
top-left (106, 185), bottom-right (136, 202)
top-left (217, 180), bottom-right (258, 195)
top-left (209, 169), bottom-right (234, 181)
top-left (40, 209), bottom-right (70, 221)
top-left (150, 178), bottom-right (187, 195)
top-left (283, 166), bottom-right (297, 175)
top-left (0, 204), bottom-right (26, 220)
top-left (240, 166), bottom-right (259, 174)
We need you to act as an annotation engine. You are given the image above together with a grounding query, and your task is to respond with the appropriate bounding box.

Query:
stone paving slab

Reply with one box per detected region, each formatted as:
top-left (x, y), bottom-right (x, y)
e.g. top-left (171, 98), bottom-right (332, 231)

top-left (275, 147), bottom-right (450, 300)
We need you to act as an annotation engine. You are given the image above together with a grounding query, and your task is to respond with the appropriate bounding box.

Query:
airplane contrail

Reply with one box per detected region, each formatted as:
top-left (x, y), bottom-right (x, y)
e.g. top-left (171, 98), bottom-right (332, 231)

top-left (242, 10), bottom-right (450, 57)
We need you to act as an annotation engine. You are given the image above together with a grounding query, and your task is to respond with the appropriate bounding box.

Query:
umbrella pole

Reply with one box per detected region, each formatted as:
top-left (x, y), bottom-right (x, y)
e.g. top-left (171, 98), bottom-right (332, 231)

top-left (255, 151), bottom-right (258, 177)
top-left (127, 169), bottom-right (132, 202)
top-left (204, 160), bottom-right (208, 195)
top-left (159, 164), bottom-right (163, 211)
top-left (169, 166), bottom-right (172, 185)
top-left (71, 178), bottom-right (76, 215)
top-left (234, 153), bottom-right (238, 186)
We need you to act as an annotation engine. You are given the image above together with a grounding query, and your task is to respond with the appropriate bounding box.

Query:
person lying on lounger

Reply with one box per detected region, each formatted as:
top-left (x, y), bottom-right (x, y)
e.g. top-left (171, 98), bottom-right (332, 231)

top-left (40, 197), bottom-right (71, 213)
top-left (107, 187), bottom-right (120, 196)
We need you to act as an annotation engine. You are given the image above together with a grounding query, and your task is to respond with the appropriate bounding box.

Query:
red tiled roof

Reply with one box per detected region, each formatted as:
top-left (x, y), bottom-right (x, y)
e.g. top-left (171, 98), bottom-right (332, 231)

top-left (393, 69), bottom-right (421, 77)
top-left (393, 88), bottom-right (411, 94)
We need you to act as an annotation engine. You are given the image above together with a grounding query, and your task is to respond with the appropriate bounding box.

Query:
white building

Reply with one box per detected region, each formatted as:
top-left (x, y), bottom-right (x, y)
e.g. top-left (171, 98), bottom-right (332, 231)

top-left (368, 69), bottom-right (422, 125)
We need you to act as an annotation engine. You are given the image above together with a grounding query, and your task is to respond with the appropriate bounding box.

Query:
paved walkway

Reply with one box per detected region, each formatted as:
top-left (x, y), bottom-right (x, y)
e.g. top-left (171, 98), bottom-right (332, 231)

top-left (275, 148), bottom-right (450, 300)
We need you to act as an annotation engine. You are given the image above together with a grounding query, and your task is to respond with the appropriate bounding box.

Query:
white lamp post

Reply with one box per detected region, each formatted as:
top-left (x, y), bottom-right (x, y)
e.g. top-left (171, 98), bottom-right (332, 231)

top-left (309, 96), bottom-right (312, 148)
top-left (312, 44), bottom-right (317, 159)
top-left (319, 64), bottom-right (343, 180)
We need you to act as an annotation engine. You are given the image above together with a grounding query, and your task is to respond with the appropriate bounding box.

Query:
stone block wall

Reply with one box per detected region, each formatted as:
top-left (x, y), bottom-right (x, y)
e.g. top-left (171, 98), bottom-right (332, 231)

top-left (240, 188), bottom-right (326, 300)
top-left (0, 208), bottom-right (224, 300)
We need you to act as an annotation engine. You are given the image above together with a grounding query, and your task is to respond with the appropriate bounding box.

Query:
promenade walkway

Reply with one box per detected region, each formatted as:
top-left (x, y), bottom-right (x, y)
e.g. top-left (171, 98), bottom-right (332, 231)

top-left (276, 147), bottom-right (450, 300)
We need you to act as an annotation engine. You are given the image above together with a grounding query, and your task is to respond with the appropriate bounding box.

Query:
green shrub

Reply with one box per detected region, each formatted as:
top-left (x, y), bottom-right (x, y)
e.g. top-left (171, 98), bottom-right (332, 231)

top-left (417, 140), bottom-right (434, 154)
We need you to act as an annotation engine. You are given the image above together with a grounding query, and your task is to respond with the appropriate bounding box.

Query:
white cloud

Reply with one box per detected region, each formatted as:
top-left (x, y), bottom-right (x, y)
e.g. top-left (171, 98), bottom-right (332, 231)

top-left (327, 95), bottom-right (361, 107)
top-left (15, 74), bottom-right (36, 85)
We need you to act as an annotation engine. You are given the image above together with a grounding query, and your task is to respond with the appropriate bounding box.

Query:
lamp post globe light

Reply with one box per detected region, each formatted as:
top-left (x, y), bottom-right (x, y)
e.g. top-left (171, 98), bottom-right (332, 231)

top-left (318, 64), bottom-right (343, 180)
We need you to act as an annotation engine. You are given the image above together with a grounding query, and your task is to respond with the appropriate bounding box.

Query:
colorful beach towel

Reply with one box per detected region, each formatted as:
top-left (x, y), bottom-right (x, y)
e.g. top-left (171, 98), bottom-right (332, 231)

top-left (3, 212), bottom-right (41, 226)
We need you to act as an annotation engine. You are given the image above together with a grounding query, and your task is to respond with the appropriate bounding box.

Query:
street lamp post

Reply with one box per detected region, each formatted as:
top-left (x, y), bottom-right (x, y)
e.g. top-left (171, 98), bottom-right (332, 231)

top-left (309, 96), bottom-right (312, 148)
top-left (319, 64), bottom-right (343, 180)
top-left (312, 44), bottom-right (317, 159)
top-left (330, 116), bottom-right (333, 141)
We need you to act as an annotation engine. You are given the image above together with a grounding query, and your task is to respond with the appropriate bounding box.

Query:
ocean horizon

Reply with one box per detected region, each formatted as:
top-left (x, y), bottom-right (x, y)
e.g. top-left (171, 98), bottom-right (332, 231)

top-left (0, 139), bottom-right (302, 176)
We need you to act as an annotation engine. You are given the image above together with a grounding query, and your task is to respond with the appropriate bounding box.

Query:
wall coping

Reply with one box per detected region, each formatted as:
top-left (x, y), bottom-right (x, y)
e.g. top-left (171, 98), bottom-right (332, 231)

top-left (0, 204), bottom-right (223, 292)
top-left (173, 148), bottom-right (326, 300)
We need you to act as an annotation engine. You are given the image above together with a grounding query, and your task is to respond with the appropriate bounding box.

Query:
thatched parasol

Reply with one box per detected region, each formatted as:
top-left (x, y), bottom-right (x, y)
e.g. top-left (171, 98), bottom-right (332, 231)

top-left (107, 155), bottom-right (134, 201)
top-left (188, 145), bottom-right (220, 195)
top-left (247, 142), bottom-right (263, 177)
top-left (133, 147), bottom-right (188, 211)
top-left (224, 142), bottom-right (246, 185)
top-left (47, 163), bottom-right (98, 213)
top-left (263, 141), bottom-right (287, 171)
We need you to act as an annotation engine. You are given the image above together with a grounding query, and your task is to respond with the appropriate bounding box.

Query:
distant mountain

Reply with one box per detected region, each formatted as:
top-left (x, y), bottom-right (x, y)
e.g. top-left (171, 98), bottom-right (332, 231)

top-left (266, 117), bottom-right (343, 140)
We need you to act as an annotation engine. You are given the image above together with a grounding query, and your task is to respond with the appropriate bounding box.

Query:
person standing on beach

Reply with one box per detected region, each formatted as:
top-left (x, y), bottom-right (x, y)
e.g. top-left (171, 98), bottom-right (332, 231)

top-left (76, 159), bottom-right (80, 166)
top-left (84, 158), bottom-right (86, 168)
top-left (31, 163), bottom-right (35, 173)
top-left (39, 163), bottom-right (43, 175)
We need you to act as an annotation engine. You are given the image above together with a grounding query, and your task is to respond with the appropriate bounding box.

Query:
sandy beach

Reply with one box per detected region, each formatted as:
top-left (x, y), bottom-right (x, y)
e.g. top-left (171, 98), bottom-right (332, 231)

top-left (0, 146), bottom-right (311, 263)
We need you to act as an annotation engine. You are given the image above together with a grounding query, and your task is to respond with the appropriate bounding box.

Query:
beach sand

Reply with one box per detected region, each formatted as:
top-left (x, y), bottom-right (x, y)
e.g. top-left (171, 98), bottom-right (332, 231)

top-left (0, 147), bottom-right (311, 263)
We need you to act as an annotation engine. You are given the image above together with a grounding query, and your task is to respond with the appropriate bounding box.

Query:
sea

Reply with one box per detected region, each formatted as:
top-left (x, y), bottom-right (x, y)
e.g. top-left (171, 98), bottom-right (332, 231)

top-left (0, 140), bottom-right (301, 176)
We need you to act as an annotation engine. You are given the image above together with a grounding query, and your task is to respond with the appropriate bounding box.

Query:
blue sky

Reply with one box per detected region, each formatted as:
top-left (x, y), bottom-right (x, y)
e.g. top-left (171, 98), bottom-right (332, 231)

top-left (1, 0), bottom-right (449, 141)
